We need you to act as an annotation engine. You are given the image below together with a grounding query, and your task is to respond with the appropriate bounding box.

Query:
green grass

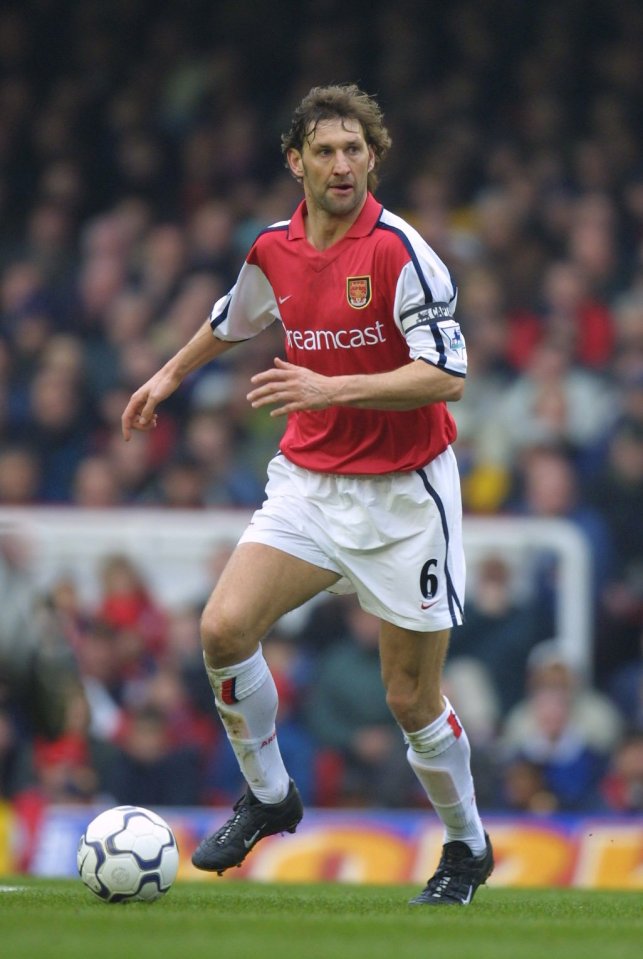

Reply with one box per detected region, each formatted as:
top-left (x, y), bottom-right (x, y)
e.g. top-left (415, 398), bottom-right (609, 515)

top-left (0, 879), bottom-right (641, 959)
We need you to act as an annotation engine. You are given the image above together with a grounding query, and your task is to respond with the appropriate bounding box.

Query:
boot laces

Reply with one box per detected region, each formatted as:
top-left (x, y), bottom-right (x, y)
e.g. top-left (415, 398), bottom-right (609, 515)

top-left (215, 795), bottom-right (252, 846)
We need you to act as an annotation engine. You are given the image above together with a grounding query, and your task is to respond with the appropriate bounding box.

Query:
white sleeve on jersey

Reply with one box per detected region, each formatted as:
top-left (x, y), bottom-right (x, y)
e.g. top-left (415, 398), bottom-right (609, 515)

top-left (389, 224), bottom-right (466, 378)
top-left (209, 261), bottom-right (279, 341)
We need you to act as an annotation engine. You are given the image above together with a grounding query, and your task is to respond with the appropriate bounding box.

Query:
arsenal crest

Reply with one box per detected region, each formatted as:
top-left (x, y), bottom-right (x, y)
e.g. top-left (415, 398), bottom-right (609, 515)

top-left (346, 275), bottom-right (372, 309)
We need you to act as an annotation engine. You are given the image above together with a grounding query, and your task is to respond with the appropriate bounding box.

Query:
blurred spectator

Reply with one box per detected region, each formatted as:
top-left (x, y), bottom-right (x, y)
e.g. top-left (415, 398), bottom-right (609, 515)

top-left (0, 706), bottom-right (31, 799)
top-left (139, 667), bottom-right (215, 759)
top-left (450, 555), bottom-right (549, 712)
top-left (71, 454), bottom-right (124, 507)
top-left (507, 260), bottom-right (615, 371)
top-left (28, 686), bottom-right (114, 805)
top-left (581, 367), bottom-right (643, 477)
top-left (612, 295), bottom-right (643, 377)
top-left (140, 454), bottom-right (210, 508)
top-left (84, 290), bottom-right (155, 401)
top-left (108, 705), bottom-right (201, 807)
top-left (304, 598), bottom-right (418, 807)
top-left (588, 419), bottom-right (643, 683)
top-left (0, 445), bottom-right (41, 504)
top-left (186, 200), bottom-right (237, 281)
top-left (606, 630), bottom-right (643, 733)
top-left (75, 621), bottom-right (125, 743)
top-left (102, 428), bottom-right (157, 501)
top-left (23, 366), bottom-right (92, 501)
top-left (500, 758), bottom-right (559, 815)
top-left (508, 443), bottom-right (616, 629)
top-left (12, 684), bottom-right (117, 820)
top-left (96, 554), bottom-right (168, 664)
top-left (588, 420), bottom-right (643, 574)
top-left (0, 534), bottom-right (42, 695)
top-left (499, 641), bottom-right (623, 810)
top-left (567, 194), bottom-right (619, 297)
top-left (136, 224), bottom-right (187, 313)
top-left (487, 341), bottom-right (616, 468)
top-left (294, 592), bottom-right (352, 658)
top-left (451, 267), bottom-right (515, 512)
top-left (182, 409), bottom-right (264, 506)
top-left (163, 603), bottom-right (216, 716)
top-left (37, 574), bottom-right (89, 660)
top-left (618, 371), bottom-right (643, 435)
top-left (601, 730), bottom-right (643, 814)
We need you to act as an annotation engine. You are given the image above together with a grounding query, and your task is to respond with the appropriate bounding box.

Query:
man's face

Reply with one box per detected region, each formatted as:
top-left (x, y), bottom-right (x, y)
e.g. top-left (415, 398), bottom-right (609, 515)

top-left (287, 117), bottom-right (374, 218)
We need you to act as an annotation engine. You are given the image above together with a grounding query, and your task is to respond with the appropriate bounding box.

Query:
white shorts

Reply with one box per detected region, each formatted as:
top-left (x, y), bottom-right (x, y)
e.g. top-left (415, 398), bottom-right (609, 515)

top-left (238, 449), bottom-right (465, 632)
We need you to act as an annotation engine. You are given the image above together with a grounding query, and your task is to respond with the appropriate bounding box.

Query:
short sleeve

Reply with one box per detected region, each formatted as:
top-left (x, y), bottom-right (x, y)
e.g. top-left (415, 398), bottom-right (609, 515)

top-left (393, 257), bottom-right (466, 377)
top-left (209, 261), bottom-right (278, 341)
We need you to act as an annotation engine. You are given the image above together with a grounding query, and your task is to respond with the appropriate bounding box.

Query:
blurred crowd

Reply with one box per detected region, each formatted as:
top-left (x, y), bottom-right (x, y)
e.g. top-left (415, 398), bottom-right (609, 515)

top-left (1, 0), bottom-right (643, 824)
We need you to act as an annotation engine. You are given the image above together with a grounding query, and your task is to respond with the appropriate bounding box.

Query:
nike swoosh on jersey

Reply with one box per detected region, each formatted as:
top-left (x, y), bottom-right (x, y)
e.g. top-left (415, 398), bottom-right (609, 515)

top-left (278, 294), bottom-right (292, 304)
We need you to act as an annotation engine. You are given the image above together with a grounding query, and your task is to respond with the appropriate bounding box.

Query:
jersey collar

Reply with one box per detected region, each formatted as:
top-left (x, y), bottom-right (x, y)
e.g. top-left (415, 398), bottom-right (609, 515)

top-left (288, 192), bottom-right (383, 241)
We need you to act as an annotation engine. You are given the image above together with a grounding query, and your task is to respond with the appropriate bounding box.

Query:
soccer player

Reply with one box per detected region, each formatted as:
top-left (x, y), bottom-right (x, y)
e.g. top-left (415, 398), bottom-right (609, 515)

top-left (121, 84), bottom-right (493, 905)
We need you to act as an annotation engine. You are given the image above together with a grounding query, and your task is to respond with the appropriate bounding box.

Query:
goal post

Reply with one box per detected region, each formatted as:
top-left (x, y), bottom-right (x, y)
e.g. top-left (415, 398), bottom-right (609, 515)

top-left (463, 517), bottom-right (592, 679)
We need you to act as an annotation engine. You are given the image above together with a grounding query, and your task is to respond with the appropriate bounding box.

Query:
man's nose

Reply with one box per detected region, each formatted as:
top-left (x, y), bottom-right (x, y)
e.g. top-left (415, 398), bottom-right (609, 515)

top-left (332, 151), bottom-right (350, 173)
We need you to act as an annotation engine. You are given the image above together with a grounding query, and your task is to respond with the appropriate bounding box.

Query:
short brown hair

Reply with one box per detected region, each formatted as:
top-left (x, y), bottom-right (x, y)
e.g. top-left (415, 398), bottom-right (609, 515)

top-left (281, 84), bottom-right (392, 191)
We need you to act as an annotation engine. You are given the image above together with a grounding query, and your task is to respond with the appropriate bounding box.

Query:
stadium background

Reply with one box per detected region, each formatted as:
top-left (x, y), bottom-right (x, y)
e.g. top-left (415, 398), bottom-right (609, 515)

top-left (0, 0), bottom-right (641, 885)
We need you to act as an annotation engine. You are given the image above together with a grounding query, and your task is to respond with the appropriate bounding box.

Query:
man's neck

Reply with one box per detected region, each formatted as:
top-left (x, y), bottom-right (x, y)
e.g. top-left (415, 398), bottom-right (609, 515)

top-left (303, 195), bottom-right (368, 251)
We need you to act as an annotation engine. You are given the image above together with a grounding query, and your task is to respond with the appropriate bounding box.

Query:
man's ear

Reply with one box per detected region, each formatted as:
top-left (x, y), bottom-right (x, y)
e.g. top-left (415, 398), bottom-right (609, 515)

top-left (287, 148), bottom-right (304, 180)
top-left (367, 146), bottom-right (375, 172)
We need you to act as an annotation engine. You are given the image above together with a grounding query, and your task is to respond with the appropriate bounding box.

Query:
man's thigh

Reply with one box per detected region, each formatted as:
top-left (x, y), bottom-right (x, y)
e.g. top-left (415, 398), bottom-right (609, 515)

top-left (201, 542), bottom-right (340, 665)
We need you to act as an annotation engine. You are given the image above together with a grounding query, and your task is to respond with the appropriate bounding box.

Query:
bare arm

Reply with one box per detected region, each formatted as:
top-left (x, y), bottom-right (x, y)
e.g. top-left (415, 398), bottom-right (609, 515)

top-left (247, 357), bottom-right (464, 417)
top-left (121, 321), bottom-right (238, 440)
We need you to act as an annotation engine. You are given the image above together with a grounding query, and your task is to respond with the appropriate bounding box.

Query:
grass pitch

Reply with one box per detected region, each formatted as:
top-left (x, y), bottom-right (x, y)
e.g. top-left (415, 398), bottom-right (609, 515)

top-left (0, 879), bottom-right (641, 959)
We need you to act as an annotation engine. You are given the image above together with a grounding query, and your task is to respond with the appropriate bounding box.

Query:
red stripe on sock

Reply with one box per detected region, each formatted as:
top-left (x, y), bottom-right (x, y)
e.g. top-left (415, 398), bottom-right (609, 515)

top-left (447, 710), bottom-right (463, 739)
top-left (220, 677), bottom-right (238, 704)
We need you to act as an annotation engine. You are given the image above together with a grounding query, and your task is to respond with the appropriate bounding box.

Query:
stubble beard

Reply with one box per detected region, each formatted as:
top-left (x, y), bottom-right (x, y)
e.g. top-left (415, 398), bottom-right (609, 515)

top-left (317, 182), bottom-right (367, 218)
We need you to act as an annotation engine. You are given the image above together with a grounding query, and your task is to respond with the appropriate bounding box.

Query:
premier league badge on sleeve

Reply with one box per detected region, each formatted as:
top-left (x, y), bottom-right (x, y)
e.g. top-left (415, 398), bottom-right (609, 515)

top-left (444, 324), bottom-right (465, 351)
top-left (346, 276), bottom-right (372, 309)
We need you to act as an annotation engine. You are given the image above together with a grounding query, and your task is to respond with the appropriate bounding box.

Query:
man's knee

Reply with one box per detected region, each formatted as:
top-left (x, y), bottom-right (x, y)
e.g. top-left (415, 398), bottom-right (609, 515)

top-left (385, 679), bottom-right (444, 731)
top-left (200, 599), bottom-right (256, 667)
top-left (385, 684), bottom-right (422, 729)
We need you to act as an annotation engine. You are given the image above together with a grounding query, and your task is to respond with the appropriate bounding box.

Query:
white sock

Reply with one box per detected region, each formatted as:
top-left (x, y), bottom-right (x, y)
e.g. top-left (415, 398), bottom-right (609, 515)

top-left (204, 645), bottom-right (290, 804)
top-left (404, 697), bottom-right (486, 855)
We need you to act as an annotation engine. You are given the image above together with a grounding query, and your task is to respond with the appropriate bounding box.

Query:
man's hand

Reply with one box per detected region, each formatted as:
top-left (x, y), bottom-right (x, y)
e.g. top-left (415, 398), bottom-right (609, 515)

top-left (247, 357), bottom-right (338, 416)
top-left (121, 368), bottom-right (181, 440)
top-left (121, 318), bottom-right (239, 440)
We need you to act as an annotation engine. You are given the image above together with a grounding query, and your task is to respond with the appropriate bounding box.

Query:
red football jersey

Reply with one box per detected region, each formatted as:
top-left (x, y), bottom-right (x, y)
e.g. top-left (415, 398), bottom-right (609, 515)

top-left (209, 193), bottom-right (467, 474)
